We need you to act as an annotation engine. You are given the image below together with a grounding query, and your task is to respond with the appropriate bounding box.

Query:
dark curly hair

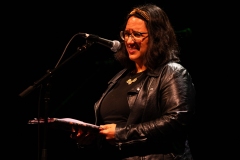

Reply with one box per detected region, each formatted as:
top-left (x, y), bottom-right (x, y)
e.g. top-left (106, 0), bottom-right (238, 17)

top-left (114, 4), bottom-right (180, 72)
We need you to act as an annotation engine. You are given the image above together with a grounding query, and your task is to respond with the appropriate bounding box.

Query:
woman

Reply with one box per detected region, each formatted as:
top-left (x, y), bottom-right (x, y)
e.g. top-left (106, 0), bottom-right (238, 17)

top-left (72, 3), bottom-right (196, 160)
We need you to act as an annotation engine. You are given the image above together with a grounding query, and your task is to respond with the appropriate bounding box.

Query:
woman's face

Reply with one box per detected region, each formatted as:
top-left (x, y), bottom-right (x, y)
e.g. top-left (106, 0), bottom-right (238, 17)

top-left (124, 16), bottom-right (148, 65)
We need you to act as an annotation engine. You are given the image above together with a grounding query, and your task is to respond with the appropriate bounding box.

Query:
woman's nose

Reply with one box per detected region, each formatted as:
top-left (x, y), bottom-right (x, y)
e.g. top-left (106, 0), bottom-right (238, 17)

top-left (126, 35), bottom-right (135, 43)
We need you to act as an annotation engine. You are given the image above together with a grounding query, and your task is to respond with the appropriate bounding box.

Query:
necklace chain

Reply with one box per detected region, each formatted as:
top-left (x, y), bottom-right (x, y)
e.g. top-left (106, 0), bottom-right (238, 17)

top-left (126, 72), bottom-right (144, 85)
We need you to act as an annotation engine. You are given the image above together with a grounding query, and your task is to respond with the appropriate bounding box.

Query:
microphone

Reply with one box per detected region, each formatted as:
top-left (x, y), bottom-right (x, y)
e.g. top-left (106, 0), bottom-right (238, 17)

top-left (78, 33), bottom-right (121, 52)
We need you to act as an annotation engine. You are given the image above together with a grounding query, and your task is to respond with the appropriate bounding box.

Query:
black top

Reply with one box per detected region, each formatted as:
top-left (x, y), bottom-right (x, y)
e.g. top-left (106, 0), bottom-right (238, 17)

top-left (99, 70), bottom-right (147, 125)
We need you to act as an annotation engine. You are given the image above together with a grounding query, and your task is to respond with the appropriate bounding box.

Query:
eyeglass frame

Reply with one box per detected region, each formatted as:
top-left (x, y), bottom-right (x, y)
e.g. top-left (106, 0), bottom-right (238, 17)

top-left (120, 30), bottom-right (148, 42)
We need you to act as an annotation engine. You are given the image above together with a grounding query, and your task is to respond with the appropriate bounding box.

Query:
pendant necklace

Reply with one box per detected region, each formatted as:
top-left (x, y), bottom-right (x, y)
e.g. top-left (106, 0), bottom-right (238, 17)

top-left (126, 71), bottom-right (144, 85)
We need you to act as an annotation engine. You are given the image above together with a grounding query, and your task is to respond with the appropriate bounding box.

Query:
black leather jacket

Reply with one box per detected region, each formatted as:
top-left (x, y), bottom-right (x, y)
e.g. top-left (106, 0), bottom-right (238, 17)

top-left (94, 62), bottom-right (196, 160)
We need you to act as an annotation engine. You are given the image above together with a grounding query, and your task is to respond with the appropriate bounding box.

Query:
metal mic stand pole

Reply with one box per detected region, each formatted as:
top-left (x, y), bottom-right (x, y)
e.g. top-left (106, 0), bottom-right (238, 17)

top-left (40, 75), bottom-right (51, 160)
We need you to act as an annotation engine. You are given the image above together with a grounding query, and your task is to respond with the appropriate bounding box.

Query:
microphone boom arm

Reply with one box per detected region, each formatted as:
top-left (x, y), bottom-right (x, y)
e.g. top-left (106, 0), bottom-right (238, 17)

top-left (19, 41), bottom-right (94, 98)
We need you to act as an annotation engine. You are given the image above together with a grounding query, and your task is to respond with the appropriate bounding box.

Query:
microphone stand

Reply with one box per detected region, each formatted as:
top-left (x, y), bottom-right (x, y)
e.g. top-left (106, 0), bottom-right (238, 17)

top-left (41, 77), bottom-right (51, 160)
top-left (19, 41), bottom-right (94, 160)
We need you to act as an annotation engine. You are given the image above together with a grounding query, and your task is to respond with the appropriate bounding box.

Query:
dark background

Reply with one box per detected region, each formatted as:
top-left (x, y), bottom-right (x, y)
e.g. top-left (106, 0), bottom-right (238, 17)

top-left (5, 0), bottom-right (215, 160)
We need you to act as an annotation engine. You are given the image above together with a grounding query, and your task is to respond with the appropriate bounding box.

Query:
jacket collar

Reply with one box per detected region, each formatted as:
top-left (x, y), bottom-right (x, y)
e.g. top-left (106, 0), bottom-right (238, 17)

top-left (108, 62), bottom-right (175, 84)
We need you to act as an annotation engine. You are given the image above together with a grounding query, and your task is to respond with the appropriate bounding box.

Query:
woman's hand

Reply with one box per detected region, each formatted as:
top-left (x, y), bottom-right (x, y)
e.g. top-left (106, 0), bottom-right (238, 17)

top-left (70, 126), bottom-right (97, 146)
top-left (99, 124), bottom-right (116, 144)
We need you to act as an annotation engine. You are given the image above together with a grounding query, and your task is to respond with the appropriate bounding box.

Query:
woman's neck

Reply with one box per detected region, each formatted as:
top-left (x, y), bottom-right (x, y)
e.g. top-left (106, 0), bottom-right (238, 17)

top-left (135, 65), bottom-right (147, 73)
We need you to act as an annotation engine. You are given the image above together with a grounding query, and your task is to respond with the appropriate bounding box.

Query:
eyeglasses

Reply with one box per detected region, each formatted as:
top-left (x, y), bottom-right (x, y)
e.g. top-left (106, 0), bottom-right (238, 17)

top-left (120, 30), bottom-right (148, 42)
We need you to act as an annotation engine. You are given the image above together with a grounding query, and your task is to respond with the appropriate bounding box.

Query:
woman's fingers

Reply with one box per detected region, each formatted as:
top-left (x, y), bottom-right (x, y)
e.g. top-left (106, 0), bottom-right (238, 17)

top-left (70, 127), bottom-right (83, 139)
top-left (71, 126), bottom-right (76, 132)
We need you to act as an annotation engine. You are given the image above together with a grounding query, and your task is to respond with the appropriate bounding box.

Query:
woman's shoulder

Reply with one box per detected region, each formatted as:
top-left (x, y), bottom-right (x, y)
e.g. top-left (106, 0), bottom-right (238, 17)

top-left (162, 62), bottom-right (193, 80)
top-left (165, 62), bottom-right (185, 71)
top-left (151, 62), bottom-right (186, 75)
